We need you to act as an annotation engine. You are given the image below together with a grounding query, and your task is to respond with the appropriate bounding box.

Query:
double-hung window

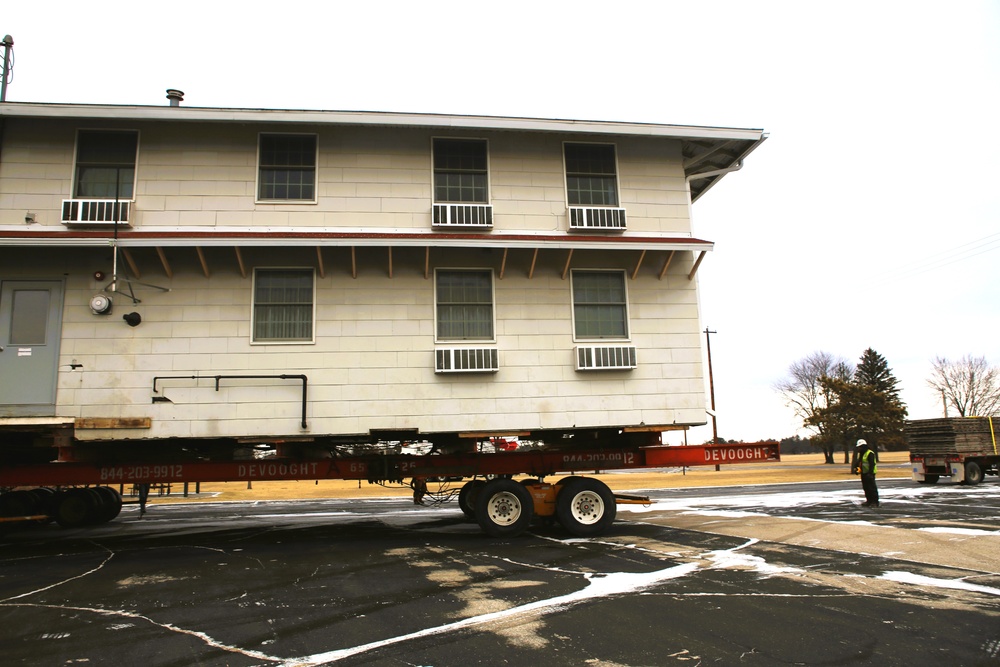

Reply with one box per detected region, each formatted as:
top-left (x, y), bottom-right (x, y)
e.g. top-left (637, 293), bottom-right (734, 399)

top-left (434, 139), bottom-right (488, 203)
top-left (257, 133), bottom-right (317, 202)
top-left (572, 270), bottom-right (629, 339)
top-left (565, 143), bottom-right (619, 206)
top-left (74, 130), bottom-right (138, 199)
top-left (435, 270), bottom-right (494, 341)
top-left (252, 269), bottom-right (315, 343)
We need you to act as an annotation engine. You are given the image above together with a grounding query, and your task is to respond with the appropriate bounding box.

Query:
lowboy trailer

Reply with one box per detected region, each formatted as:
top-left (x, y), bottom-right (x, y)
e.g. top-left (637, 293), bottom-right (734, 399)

top-left (0, 429), bottom-right (779, 537)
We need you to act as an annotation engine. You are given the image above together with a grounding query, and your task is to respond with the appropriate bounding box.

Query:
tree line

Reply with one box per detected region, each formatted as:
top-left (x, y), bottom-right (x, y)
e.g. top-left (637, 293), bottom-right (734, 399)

top-left (774, 351), bottom-right (999, 464)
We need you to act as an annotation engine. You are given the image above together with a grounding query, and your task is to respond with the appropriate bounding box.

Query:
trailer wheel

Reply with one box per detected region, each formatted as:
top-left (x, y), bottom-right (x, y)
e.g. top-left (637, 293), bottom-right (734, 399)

top-left (475, 478), bottom-right (534, 537)
top-left (0, 490), bottom-right (37, 518)
top-left (964, 461), bottom-right (984, 485)
top-left (458, 480), bottom-right (485, 520)
top-left (28, 487), bottom-right (57, 523)
top-left (54, 489), bottom-right (98, 528)
top-left (555, 477), bottom-right (616, 537)
top-left (93, 486), bottom-right (123, 523)
top-left (918, 474), bottom-right (939, 484)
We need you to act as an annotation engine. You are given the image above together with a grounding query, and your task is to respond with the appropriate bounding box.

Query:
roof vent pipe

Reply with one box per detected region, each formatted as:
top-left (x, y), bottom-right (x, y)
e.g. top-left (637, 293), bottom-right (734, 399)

top-left (165, 89), bottom-right (184, 106)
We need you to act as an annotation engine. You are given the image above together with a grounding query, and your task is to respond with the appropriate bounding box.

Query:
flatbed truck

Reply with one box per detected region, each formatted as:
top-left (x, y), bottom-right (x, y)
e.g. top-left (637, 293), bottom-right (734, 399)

top-left (906, 417), bottom-right (999, 485)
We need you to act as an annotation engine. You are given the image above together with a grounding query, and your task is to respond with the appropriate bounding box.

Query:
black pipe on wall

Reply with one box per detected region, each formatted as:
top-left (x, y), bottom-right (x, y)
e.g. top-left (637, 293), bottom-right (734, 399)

top-left (151, 374), bottom-right (308, 428)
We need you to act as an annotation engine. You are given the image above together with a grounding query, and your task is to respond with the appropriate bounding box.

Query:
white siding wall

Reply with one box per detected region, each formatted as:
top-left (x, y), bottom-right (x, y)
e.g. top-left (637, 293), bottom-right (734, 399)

top-left (0, 118), bottom-right (708, 440)
top-left (1, 246), bottom-right (706, 440)
top-left (0, 120), bottom-right (692, 235)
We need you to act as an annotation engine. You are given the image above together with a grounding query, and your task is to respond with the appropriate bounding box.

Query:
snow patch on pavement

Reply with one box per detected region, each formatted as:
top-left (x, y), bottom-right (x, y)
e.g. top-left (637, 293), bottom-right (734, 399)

top-left (918, 526), bottom-right (1000, 536)
top-left (617, 484), bottom-right (1000, 524)
top-left (881, 571), bottom-right (1000, 597)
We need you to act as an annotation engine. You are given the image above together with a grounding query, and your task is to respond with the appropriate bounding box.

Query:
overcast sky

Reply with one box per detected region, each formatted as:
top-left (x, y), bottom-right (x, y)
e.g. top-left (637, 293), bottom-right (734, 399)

top-left (3, 1), bottom-right (998, 443)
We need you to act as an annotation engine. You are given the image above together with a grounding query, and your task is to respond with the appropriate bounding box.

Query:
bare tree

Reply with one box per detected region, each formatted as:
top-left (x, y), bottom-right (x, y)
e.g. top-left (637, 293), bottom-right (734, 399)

top-left (774, 351), bottom-right (854, 463)
top-left (927, 355), bottom-right (1000, 417)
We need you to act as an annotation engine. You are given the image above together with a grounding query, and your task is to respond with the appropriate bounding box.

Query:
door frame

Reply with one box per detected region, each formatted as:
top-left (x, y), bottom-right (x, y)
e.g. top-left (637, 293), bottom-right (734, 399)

top-left (0, 278), bottom-right (66, 417)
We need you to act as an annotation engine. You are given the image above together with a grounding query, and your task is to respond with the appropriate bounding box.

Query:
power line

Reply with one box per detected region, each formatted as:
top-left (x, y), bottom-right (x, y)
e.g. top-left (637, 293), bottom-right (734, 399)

top-left (872, 231), bottom-right (1000, 284)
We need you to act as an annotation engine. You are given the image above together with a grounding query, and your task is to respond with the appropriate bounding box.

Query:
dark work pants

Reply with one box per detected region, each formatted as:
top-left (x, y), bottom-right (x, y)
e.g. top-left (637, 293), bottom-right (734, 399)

top-left (861, 473), bottom-right (879, 505)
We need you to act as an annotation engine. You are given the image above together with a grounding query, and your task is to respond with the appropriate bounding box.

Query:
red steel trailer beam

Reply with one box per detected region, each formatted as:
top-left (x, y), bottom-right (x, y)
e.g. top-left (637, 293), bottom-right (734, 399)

top-left (0, 442), bottom-right (779, 488)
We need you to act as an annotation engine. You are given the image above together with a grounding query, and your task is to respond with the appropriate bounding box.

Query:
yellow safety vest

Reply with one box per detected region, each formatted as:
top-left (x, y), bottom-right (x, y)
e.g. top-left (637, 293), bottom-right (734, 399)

top-left (860, 449), bottom-right (877, 475)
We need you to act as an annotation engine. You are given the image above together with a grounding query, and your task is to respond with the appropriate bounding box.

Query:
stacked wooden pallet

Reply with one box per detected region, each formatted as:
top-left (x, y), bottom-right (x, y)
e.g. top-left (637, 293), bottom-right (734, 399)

top-left (904, 417), bottom-right (997, 454)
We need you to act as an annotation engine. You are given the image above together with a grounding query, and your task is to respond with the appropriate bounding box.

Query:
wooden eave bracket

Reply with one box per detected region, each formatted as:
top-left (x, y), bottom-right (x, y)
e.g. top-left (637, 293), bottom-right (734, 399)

top-left (234, 246), bottom-right (248, 278)
top-left (658, 250), bottom-right (675, 280)
top-left (155, 247), bottom-right (173, 278)
top-left (129, 243), bottom-right (702, 284)
top-left (631, 249), bottom-right (647, 280)
top-left (687, 250), bottom-right (707, 280)
top-left (122, 248), bottom-right (141, 279)
top-left (315, 247), bottom-right (325, 279)
top-left (195, 247), bottom-right (210, 278)
top-left (561, 249), bottom-right (574, 280)
top-left (528, 248), bottom-right (539, 280)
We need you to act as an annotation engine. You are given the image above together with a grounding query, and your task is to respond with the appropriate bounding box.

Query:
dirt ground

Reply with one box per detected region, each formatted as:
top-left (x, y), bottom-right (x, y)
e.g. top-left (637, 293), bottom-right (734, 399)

top-left (147, 451), bottom-right (913, 504)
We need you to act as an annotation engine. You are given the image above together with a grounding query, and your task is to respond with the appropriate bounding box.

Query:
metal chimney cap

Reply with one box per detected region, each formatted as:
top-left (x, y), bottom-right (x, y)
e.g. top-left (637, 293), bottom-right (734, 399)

top-left (165, 89), bottom-right (185, 106)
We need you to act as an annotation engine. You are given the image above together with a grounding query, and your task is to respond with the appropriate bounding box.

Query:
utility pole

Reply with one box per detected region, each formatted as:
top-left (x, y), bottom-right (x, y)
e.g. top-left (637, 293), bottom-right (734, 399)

top-left (705, 328), bottom-right (720, 470)
top-left (1, 35), bottom-right (12, 103)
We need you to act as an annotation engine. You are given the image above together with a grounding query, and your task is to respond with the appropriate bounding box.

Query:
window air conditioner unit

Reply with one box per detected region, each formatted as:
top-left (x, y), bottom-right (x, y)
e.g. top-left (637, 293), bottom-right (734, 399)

top-left (435, 347), bottom-right (500, 373)
top-left (432, 204), bottom-right (493, 228)
top-left (62, 199), bottom-right (131, 225)
top-left (568, 207), bottom-right (627, 231)
top-left (575, 345), bottom-right (637, 370)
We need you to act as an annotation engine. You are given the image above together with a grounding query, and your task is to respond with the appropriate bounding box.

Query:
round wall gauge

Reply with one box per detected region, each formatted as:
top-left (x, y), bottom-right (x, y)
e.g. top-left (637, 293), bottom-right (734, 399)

top-left (89, 294), bottom-right (113, 314)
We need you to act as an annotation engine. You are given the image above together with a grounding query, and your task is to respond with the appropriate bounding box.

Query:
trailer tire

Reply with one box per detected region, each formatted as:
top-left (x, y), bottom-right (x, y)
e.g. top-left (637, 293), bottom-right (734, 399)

top-left (93, 486), bottom-right (123, 523)
top-left (0, 490), bottom-right (37, 518)
top-left (918, 474), bottom-right (939, 484)
top-left (555, 477), bottom-right (616, 537)
top-left (54, 489), bottom-right (98, 528)
top-left (964, 461), bottom-right (984, 485)
top-left (458, 480), bottom-right (485, 520)
top-left (28, 487), bottom-right (57, 523)
top-left (475, 478), bottom-right (534, 538)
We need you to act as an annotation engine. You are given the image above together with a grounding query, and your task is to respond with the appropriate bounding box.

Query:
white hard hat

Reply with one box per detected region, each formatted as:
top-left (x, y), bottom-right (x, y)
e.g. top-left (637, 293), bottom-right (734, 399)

top-left (856, 439), bottom-right (867, 447)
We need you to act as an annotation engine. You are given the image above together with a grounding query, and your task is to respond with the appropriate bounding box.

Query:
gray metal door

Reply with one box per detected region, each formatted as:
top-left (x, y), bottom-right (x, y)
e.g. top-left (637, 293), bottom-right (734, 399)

top-left (0, 280), bottom-right (65, 415)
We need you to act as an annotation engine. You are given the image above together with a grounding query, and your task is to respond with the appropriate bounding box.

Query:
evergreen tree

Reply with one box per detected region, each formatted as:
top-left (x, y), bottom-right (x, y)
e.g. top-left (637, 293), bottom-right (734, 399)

top-left (856, 348), bottom-right (902, 398)
top-left (853, 348), bottom-right (908, 451)
top-left (807, 349), bottom-right (909, 461)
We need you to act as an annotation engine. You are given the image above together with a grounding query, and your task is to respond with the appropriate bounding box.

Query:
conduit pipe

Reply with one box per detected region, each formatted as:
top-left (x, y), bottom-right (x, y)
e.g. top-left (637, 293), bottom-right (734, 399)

top-left (686, 160), bottom-right (744, 182)
top-left (152, 374), bottom-right (308, 428)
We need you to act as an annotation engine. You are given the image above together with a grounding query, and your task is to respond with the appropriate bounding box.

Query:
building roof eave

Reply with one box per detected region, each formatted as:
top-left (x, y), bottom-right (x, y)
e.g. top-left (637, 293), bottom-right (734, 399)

top-left (0, 102), bottom-right (766, 203)
top-left (0, 101), bottom-right (765, 143)
top-left (0, 229), bottom-right (714, 253)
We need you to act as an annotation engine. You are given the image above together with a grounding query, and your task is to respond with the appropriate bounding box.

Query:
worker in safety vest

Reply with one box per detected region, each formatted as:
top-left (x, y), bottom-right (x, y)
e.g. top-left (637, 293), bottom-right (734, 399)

top-left (852, 439), bottom-right (879, 507)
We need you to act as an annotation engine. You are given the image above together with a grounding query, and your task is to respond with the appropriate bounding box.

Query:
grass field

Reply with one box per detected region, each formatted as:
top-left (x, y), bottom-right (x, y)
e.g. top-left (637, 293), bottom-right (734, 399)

top-left (148, 451), bottom-right (913, 504)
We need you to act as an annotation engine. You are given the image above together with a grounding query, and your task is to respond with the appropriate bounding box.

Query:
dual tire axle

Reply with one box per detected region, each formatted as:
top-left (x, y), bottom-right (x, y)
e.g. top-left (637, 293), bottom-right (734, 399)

top-left (459, 476), bottom-right (617, 538)
top-left (0, 486), bottom-right (123, 528)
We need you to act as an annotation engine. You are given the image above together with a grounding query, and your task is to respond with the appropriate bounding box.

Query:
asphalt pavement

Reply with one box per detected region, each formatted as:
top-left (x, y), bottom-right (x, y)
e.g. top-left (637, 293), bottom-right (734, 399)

top-left (1, 478), bottom-right (999, 666)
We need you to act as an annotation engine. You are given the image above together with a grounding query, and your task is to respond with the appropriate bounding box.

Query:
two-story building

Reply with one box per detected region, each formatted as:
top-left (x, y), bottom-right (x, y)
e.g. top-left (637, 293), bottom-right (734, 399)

top-left (0, 94), bottom-right (765, 457)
